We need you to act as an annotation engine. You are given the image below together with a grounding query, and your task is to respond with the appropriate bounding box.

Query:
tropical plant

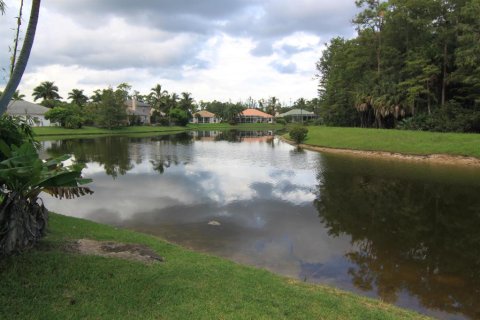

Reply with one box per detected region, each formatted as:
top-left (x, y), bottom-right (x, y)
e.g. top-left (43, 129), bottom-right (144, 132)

top-left (0, 0), bottom-right (41, 115)
top-left (0, 142), bottom-right (92, 256)
top-left (32, 81), bottom-right (62, 106)
top-left (68, 89), bottom-right (88, 107)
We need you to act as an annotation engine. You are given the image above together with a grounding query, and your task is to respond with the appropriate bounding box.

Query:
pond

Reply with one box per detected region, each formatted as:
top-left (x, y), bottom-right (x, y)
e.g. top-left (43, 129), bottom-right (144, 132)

top-left (41, 130), bottom-right (480, 320)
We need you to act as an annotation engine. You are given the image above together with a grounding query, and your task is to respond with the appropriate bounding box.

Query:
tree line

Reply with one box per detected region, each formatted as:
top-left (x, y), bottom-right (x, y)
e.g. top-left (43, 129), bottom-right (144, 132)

top-left (10, 81), bottom-right (322, 128)
top-left (317, 0), bottom-right (480, 133)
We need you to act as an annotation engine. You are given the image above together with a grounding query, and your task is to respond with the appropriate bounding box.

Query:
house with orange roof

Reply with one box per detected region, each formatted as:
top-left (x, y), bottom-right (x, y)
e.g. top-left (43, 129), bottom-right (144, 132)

top-left (237, 108), bottom-right (274, 124)
top-left (191, 110), bottom-right (221, 124)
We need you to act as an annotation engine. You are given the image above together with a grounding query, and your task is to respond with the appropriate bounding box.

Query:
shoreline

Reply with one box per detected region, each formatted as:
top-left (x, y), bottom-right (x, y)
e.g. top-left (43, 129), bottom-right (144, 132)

top-left (0, 213), bottom-right (427, 319)
top-left (280, 136), bottom-right (480, 167)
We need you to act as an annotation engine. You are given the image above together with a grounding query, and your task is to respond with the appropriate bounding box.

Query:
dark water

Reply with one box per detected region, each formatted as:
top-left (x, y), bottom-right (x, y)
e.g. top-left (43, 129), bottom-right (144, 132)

top-left (41, 131), bottom-right (480, 320)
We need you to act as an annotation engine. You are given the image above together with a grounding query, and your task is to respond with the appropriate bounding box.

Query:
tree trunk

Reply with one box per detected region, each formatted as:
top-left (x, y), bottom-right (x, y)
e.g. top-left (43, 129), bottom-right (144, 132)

top-left (441, 42), bottom-right (447, 107)
top-left (0, 193), bottom-right (48, 257)
top-left (0, 0), bottom-right (41, 115)
top-left (377, 32), bottom-right (381, 76)
top-left (427, 80), bottom-right (431, 115)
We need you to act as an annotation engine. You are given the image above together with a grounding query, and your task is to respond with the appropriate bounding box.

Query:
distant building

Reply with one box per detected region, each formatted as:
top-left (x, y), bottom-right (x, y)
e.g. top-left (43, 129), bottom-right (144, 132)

top-left (237, 108), bottom-right (274, 123)
top-left (126, 98), bottom-right (151, 125)
top-left (191, 110), bottom-right (221, 124)
top-left (277, 109), bottom-right (317, 123)
top-left (6, 100), bottom-right (51, 127)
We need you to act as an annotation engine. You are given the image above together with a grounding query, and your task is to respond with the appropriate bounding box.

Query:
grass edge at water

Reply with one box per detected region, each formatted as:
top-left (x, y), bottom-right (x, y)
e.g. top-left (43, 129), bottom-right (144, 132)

top-left (0, 213), bottom-right (429, 320)
top-left (289, 126), bottom-right (480, 159)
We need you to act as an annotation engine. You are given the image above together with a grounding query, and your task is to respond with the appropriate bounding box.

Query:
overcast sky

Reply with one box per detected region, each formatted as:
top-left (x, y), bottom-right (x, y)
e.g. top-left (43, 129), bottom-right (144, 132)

top-left (1, 1), bottom-right (358, 104)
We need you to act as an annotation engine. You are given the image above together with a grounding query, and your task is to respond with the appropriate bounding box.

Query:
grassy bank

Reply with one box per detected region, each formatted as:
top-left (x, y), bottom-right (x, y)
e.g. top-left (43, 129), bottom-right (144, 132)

top-left (0, 214), bottom-right (427, 320)
top-left (294, 126), bottom-right (480, 159)
top-left (33, 123), bottom-right (284, 139)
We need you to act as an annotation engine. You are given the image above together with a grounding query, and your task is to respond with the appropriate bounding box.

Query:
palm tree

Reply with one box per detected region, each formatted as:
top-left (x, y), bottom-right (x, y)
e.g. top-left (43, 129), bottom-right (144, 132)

top-left (267, 96), bottom-right (280, 116)
top-left (179, 92), bottom-right (195, 115)
top-left (68, 89), bottom-right (88, 106)
top-left (90, 89), bottom-right (103, 103)
top-left (167, 93), bottom-right (179, 125)
top-left (0, 0), bottom-right (41, 115)
top-left (149, 84), bottom-right (168, 111)
top-left (32, 81), bottom-right (62, 102)
top-left (12, 90), bottom-right (25, 101)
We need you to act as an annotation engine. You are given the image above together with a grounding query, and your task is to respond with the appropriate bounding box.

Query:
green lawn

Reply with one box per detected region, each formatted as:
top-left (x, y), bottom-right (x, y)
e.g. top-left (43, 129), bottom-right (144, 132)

top-left (33, 123), bottom-right (284, 138)
top-left (0, 214), bottom-right (428, 320)
top-left (295, 126), bottom-right (480, 158)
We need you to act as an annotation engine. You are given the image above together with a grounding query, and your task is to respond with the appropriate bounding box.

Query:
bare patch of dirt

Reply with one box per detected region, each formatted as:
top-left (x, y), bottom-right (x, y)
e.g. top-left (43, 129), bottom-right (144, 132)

top-left (301, 144), bottom-right (480, 167)
top-left (69, 239), bottom-right (165, 264)
top-left (279, 137), bottom-right (480, 167)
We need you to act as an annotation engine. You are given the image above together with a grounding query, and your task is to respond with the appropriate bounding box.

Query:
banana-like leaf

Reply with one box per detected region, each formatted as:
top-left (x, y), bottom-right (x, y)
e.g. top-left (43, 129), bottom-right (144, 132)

top-left (76, 178), bottom-right (93, 185)
top-left (0, 139), bottom-right (11, 158)
top-left (37, 171), bottom-right (83, 188)
top-left (42, 186), bottom-right (94, 199)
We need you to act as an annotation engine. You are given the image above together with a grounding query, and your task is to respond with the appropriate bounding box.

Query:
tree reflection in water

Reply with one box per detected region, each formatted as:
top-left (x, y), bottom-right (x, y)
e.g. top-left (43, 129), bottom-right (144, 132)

top-left (45, 133), bottom-right (194, 178)
top-left (314, 155), bottom-right (480, 319)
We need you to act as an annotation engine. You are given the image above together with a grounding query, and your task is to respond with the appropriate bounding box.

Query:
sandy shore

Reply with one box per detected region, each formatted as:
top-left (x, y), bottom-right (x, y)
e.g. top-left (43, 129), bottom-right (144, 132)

top-left (280, 137), bottom-right (480, 167)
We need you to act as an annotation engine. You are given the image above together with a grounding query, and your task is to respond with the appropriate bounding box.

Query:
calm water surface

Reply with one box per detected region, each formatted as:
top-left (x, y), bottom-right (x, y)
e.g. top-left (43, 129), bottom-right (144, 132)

top-left (42, 131), bottom-right (480, 320)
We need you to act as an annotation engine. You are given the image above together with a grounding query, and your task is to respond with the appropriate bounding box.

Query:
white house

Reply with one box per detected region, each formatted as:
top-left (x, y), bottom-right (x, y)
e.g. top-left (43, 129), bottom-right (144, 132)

top-left (6, 100), bottom-right (51, 127)
top-left (278, 109), bottom-right (317, 123)
top-left (191, 110), bottom-right (221, 124)
top-left (126, 98), bottom-right (152, 125)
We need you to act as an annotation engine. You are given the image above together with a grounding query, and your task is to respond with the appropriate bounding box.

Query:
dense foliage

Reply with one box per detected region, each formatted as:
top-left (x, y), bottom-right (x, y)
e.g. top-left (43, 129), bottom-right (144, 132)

top-left (45, 104), bottom-right (84, 129)
top-left (168, 107), bottom-right (189, 126)
top-left (0, 117), bottom-right (92, 256)
top-left (317, 0), bottom-right (480, 132)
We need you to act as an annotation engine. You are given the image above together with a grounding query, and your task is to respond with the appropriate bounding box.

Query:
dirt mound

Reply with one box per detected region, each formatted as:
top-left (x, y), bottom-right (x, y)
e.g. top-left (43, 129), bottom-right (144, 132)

top-left (70, 239), bottom-right (165, 264)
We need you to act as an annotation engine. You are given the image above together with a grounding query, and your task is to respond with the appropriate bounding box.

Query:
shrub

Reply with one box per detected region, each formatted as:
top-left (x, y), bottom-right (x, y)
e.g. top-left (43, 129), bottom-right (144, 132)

top-left (45, 104), bottom-right (84, 129)
top-left (289, 126), bottom-right (309, 144)
top-left (156, 117), bottom-right (170, 126)
top-left (275, 118), bottom-right (287, 125)
top-left (397, 102), bottom-right (480, 133)
top-left (169, 108), bottom-right (189, 126)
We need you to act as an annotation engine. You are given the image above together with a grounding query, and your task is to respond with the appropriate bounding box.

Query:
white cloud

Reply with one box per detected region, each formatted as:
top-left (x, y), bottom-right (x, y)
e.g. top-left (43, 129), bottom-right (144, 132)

top-left (2, 0), bottom-right (359, 103)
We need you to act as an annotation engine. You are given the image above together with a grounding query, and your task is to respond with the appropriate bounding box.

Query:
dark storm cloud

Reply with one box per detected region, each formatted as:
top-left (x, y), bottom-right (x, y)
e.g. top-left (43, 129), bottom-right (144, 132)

top-left (46, 0), bottom-right (358, 44)
top-left (47, 0), bottom-right (259, 33)
top-left (17, 1), bottom-right (359, 74)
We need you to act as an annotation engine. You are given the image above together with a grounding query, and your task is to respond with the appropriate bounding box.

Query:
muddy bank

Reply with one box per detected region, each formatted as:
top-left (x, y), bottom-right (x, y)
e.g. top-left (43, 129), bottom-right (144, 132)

top-left (280, 137), bottom-right (480, 167)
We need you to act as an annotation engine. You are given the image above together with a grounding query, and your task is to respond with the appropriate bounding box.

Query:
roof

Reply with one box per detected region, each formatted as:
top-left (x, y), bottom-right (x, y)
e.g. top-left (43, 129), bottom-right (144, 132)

top-left (240, 108), bottom-right (273, 118)
top-left (194, 110), bottom-right (216, 118)
top-left (125, 99), bottom-right (151, 108)
top-left (7, 100), bottom-right (49, 116)
top-left (278, 109), bottom-right (315, 117)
